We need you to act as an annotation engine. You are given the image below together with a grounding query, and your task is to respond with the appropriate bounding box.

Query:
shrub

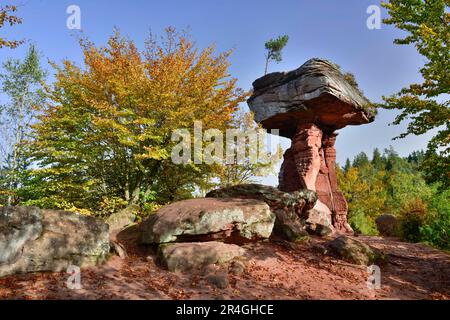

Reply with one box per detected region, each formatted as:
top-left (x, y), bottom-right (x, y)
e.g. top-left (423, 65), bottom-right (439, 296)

top-left (348, 209), bottom-right (379, 235)
top-left (98, 196), bottom-right (128, 218)
top-left (398, 198), bottom-right (427, 242)
top-left (420, 190), bottom-right (450, 250)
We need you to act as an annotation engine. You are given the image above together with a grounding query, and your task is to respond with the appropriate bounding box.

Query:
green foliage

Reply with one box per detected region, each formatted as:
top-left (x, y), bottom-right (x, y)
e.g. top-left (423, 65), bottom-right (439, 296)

top-left (380, 0), bottom-right (449, 185)
top-left (338, 163), bottom-right (387, 220)
top-left (339, 146), bottom-right (448, 249)
top-left (372, 148), bottom-right (384, 169)
top-left (20, 28), bottom-right (248, 214)
top-left (21, 193), bottom-right (78, 211)
top-left (0, 28), bottom-right (284, 220)
top-left (352, 152), bottom-right (370, 168)
top-left (420, 150), bottom-right (449, 189)
top-left (98, 196), bottom-right (128, 218)
top-left (0, 44), bottom-right (46, 205)
top-left (215, 111), bottom-right (283, 188)
top-left (343, 158), bottom-right (351, 173)
top-left (348, 209), bottom-right (379, 235)
top-left (398, 198), bottom-right (428, 242)
top-left (384, 170), bottom-right (433, 213)
top-left (264, 35), bottom-right (289, 74)
top-left (420, 189), bottom-right (450, 249)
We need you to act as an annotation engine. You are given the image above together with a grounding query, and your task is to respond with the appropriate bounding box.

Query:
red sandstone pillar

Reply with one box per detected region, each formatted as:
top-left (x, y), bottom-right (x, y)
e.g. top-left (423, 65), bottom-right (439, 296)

top-left (291, 123), bottom-right (322, 190)
top-left (278, 124), bottom-right (353, 233)
top-left (319, 133), bottom-right (353, 233)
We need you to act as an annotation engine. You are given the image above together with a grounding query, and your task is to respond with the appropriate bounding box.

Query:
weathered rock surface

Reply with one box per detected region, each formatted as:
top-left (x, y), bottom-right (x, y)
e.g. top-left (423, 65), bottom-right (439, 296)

top-left (140, 198), bottom-right (275, 244)
top-left (106, 205), bottom-right (138, 233)
top-left (158, 241), bottom-right (245, 272)
top-left (306, 207), bottom-right (333, 228)
top-left (110, 240), bottom-right (127, 259)
top-left (325, 235), bottom-right (385, 266)
top-left (229, 260), bottom-right (247, 276)
top-left (206, 184), bottom-right (316, 241)
top-left (305, 207), bottom-right (335, 236)
top-left (0, 206), bottom-right (110, 277)
top-left (248, 58), bottom-right (376, 137)
top-left (0, 206), bottom-right (42, 266)
top-left (272, 125), bottom-right (353, 234)
top-left (248, 59), bottom-right (375, 233)
top-left (375, 214), bottom-right (398, 237)
top-left (206, 273), bottom-right (229, 289)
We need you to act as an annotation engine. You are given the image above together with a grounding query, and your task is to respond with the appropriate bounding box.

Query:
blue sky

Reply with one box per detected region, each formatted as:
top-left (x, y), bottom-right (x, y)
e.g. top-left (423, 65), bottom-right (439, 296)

top-left (1, 0), bottom-right (435, 185)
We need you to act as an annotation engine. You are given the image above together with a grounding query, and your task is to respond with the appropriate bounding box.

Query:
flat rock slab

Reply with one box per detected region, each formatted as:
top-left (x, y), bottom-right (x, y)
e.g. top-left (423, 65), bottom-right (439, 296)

top-left (0, 207), bottom-right (110, 277)
top-left (206, 184), bottom-right (316, 241)
top-left (140, 198), bottom-right (275, 244)
top-left (248, 58), bottom-right (375, 138)
top-left (158, 241), bottom-right (245, 272)
top-left (206, 183), bottom-right (317, 210)
top-left (326, 235), bottom-right (385, 266)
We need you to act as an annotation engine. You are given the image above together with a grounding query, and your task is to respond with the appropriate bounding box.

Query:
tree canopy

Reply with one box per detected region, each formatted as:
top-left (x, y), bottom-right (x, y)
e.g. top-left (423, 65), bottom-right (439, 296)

top-left (380, 0), bottom-right (449, 187)
top-left (23, 29), bottom-right (248, 213)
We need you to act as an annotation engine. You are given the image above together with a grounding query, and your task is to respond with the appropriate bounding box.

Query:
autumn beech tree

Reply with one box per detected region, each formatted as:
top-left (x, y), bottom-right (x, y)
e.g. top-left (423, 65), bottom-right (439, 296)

top-left (25, 29), bottom-right (247, 212)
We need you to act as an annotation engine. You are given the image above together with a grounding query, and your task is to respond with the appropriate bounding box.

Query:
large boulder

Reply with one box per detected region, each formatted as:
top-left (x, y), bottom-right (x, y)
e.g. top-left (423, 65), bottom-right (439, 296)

top-left (0, 206), bottom-right (110, 277)
top-left (206, 184), bottom-right (317, 241)
top-left (140, 198), bottom-right (275, 244)
top-left (325, 235), bottom-right (385, 266)
top-left (375, 214), bottom-right (398, 237)
top-left (158, 241), bottom-right (245, 272)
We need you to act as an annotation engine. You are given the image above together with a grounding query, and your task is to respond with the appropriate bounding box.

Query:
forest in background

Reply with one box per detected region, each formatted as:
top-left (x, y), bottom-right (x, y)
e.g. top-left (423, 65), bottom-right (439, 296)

top-left (338, 148), bottom-right (449, 249)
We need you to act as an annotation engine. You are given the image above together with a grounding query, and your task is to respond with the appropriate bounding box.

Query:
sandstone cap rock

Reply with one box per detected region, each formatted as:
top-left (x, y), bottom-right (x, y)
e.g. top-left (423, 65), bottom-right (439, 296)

top-left (248, 58), bottom-right (376, 138)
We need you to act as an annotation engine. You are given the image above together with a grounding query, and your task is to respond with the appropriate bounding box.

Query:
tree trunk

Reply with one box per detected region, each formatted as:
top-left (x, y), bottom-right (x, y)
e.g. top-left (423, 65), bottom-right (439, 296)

top-left (7, 93), bottom-right (26, 206)
top-left (130, 172), bottom-right (143, 205)
top-left (264, 56), bottom-right (269, 75)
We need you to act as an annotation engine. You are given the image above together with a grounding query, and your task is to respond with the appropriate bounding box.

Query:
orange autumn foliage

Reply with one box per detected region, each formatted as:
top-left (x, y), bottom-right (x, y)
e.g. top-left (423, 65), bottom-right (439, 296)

top-left (26, 28), bottom-right (247, 211)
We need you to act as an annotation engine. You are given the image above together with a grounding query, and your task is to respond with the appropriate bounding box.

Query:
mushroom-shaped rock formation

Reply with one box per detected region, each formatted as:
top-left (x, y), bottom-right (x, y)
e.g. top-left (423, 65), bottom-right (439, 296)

top-left (248, 58), bottom-right (376, 233)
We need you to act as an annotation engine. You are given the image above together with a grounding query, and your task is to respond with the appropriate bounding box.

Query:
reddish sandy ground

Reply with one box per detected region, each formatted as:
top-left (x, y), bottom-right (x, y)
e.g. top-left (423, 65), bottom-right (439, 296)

top-left (0, 231), bottom-right (449, 300)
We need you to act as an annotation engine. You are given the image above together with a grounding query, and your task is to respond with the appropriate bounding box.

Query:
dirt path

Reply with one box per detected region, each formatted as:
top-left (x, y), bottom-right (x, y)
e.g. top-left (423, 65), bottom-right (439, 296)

top-left (0, 235), bottom-right (448, 300)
